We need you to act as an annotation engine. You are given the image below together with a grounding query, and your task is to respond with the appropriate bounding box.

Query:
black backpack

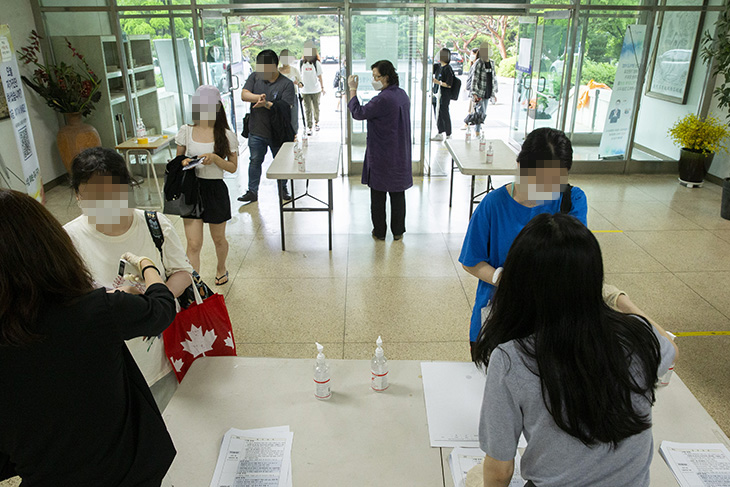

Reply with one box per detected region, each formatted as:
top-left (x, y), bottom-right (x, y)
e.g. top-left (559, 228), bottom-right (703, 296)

top-left (450, 76), bottom-right (461, 101)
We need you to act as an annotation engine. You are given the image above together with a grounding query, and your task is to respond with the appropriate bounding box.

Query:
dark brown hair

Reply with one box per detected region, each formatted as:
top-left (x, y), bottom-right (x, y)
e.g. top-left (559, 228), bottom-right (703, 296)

top-left (0, 189), bottom-right (95, 346)
top-left (371, 60), bottom-right (399, 87)
top-left (71, 147), bottom-right (132, 193)
top-left (213, 102), bottom-right (233, 159)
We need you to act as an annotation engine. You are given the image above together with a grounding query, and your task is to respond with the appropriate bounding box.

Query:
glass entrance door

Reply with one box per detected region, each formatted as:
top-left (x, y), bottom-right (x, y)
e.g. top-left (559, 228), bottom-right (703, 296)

top-left (509, 12), bottom-right (571, 147)
top-left (347, 8), bottom-right (425, 175)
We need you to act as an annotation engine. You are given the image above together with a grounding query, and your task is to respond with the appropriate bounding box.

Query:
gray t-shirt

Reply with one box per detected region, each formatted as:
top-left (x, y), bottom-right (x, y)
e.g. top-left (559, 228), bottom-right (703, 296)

top-left (479, 320), bottom-right (676, 487)
top-left (243, 72), bottom-right (297, 140)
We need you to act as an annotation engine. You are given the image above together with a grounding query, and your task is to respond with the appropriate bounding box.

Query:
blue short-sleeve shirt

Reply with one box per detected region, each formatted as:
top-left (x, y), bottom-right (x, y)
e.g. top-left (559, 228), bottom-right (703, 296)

top-left (459, 184), bottom-right (588, 341)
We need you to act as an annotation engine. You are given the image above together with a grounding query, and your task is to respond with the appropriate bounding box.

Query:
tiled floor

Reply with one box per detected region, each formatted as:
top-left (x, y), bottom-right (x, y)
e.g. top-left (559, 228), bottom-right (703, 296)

top-left (4, 161), bottom-right (728, 486)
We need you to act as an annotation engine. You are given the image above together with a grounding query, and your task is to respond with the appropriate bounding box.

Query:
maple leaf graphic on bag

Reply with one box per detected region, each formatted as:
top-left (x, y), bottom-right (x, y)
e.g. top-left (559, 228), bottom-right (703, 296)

top-left (224, 331), bottom-right (235, 349)
top-left (172, 358), bottom-right (184, 372)
top-left (180, 324), bottom-right (217, 358)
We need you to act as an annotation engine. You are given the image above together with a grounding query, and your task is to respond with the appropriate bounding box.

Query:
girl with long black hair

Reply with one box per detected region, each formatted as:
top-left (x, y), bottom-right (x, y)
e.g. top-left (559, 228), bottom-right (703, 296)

top-left (175, 85), bottom-right (238, 286)
top-left (473, 213), bottom-right (678, 487)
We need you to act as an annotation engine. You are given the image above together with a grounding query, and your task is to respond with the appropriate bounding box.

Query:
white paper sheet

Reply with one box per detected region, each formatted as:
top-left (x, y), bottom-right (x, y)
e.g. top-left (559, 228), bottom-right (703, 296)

top-left (659, 441), bottom-right (730, 487)
top-left (449, 447), bottom-right (525, 487)
top-left (421, 362), bottom-right (527, 449)
top-left (210, 426), bottom-right (294, 487)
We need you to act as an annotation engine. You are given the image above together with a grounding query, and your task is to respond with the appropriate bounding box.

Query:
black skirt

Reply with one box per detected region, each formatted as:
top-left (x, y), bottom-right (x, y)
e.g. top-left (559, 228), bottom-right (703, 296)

top-left (183, 178), bottom-right (231, 224)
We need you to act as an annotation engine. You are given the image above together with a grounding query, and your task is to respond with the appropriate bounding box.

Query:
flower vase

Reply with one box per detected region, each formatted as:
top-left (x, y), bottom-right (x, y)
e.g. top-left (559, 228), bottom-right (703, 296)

top-left (678, 148), bottom-right (714, 188)
top-left (56, 112), bottom-right (101, 174)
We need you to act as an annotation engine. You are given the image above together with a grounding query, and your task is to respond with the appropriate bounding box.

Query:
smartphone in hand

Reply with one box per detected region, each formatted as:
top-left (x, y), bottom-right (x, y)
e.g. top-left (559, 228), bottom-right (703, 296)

top-left (182, 156), bottom-right (205, 171)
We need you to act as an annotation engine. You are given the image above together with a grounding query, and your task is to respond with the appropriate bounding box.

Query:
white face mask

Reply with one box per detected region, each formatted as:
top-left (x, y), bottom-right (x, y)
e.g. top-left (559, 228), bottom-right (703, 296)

top-left (79, 198), bottom-right (132, 226)
top-left (527, 183), bottom-right (560, 202)
top-left (470, 55), bottom-right (477, 61)
top-left (372, 80), bottom-right (384, 91)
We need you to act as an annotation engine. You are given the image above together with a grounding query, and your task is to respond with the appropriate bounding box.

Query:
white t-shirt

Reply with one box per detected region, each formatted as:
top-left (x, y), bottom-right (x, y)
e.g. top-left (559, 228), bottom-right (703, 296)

top-left (279, 66), bottom-right (302, 94)
top-left (64, 209), bottom-right (194, 385)
top-left (174, 125), bottom-right (239, 180)
top-left (300, 60), bottom-right (323, 94)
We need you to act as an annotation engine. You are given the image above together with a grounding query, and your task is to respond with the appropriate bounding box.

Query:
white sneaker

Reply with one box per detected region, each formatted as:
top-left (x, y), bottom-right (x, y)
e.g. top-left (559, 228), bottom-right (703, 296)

top-left (446, 135), bottom-right (452, 140)
top-left (315, 124), bottom-right (320, 131)
top-left (430, 133), bottom-right (444, 141)
top-left (307, 129), bottom-right (312, 136)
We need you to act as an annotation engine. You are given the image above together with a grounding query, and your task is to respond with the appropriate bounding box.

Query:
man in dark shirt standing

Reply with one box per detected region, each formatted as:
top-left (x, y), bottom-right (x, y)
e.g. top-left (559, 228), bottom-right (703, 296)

top-left (238, 49), bottom-right (297, 204)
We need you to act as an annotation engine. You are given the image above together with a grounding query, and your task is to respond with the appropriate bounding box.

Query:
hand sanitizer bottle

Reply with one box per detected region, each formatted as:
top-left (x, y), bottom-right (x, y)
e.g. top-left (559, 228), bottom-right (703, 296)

top-left (486, 142), bottom-right (494, 164)
top-left (465, 128), bottom-right (471, 143)
top-left (371, 336), bottom-right (389, 392)
top-left (479, 136), bottom-right (486, 152)
top-left (314, 342), bottom-right (331, 400)
top-left (135, 118), bottom-right (146, 138)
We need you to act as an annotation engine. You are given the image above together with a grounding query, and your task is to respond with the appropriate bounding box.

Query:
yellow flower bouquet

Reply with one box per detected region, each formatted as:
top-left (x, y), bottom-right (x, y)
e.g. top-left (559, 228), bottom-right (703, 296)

top-left (668, 114), bottom-right (729, 154)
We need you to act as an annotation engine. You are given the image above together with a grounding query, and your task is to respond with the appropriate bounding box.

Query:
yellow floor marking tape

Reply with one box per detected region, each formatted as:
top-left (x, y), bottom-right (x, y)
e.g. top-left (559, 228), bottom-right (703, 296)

top-left (673, 331), bottom-right (730, 337)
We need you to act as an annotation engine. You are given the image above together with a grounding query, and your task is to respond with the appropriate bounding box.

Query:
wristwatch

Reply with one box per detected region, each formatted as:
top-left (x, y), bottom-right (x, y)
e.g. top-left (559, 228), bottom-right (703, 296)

top-left (492, 267), bottom-right (503, 284)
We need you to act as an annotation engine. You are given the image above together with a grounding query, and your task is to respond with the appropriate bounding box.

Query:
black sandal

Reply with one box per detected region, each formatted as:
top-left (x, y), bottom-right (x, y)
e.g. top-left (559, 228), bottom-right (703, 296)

top-left (215, 271), bottom-right (229, 286)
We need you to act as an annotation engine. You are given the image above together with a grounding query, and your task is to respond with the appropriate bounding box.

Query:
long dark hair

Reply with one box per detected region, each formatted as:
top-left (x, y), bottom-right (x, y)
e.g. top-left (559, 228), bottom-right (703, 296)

top-left (518, 127), bottom-right (574, 171)
top-left (0, 189), bottom-right (95, 346)
top-left (212, 102), bottom-right (232, 159)
top-left (473, 213), bottom-right (661, 448)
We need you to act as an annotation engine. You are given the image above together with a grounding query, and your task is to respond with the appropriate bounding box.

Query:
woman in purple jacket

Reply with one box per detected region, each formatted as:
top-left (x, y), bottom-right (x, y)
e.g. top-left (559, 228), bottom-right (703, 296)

top-left (348, 60), bottom-right (413, 241)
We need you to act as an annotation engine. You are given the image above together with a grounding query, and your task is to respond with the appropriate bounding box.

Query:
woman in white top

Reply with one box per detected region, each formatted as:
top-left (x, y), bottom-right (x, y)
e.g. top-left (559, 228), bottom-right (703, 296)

top-left (175, 85), bottom-right (238, 286)
top-left (279, 48), bottom-right (303, 135)
top-left (64, 146), bottom-right (194, 407)
top-left (300, 41), bottom-right (325, 135)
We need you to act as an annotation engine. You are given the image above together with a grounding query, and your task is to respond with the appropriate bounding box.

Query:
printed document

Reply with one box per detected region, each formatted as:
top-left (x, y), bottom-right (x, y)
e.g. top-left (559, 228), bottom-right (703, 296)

top-left (210, 426), bottom-right (293, 487)
top-left (659, 441), bottom-right (730, 487)
top-left (449, 447), bottom-right (524, 487)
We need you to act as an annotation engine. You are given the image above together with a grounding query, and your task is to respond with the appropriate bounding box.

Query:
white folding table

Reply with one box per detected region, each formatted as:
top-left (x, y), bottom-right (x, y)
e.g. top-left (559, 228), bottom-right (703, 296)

top-left (444, 138), bottom-right (518, 219)
top-left (266, 141), bottom-right (341, 251)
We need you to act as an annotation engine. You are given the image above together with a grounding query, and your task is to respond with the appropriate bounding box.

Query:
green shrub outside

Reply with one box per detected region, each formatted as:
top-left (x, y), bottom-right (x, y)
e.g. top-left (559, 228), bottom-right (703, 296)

top-left (580, 59), bottom-right (617, 88)
top-left (497, 56), bottom-right (517, 78)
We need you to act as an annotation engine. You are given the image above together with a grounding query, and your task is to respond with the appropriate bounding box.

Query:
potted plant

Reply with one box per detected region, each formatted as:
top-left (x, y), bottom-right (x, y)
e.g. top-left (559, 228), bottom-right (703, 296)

top-left (667, 113), bottom-right (729, 188)
top-left (18, 30), bottom-right (102, 173)
top-left (701, 2), bottom-right (730, 218)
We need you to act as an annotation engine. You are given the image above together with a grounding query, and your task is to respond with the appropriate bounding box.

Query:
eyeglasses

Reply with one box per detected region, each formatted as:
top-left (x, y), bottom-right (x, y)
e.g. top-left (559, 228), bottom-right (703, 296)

top-left (373, 74), bottom-right (383, 80)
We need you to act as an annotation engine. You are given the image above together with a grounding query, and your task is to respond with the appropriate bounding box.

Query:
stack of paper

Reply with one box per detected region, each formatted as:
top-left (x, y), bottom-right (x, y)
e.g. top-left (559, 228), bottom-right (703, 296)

top-left (659, 441), bottom-right (730, 487)
top-left (421, 362), bottom-right (527, 449)
top-left (448, 448), bottom-right (525, 487)
top-left (209, 426), bottom-right (294, 487)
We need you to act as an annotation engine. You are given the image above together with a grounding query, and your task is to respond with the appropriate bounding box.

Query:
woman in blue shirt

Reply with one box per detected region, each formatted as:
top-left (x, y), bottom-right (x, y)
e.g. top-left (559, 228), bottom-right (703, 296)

top-left (459, 128), bottom-right (588, 350)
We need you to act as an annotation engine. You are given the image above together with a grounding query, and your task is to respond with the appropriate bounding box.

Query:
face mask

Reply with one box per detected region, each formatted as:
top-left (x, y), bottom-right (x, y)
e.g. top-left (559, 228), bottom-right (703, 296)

top-left (470, 55), bottom-right (477, 61)
top-left (372, 80), bottom-right (383, 91)
top-left (527, 183), bottom-right (560, 202)
top-left (79, 198), bottom-right (132, 226)
top-left (197, 107), bottom-right (217, 121)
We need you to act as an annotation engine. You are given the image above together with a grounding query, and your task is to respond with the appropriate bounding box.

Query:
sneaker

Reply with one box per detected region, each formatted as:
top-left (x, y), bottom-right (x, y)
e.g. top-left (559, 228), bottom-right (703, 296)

top-left (446, 135), bottom-right (452, 140)
top-left (307, 128), bottom-right (313, 136)
top-left (430, 133), bottom-right (444, 142)
top-left (371, 231), bottom-right (385, 241)
top-left (315, 124), bottom-right (320, 131)
top-left (237, 191), bottom-right (258, 203)
top-left (394, 234), bottom-right (403, 241)
top-left (281, 190), bottom-right (292, 201)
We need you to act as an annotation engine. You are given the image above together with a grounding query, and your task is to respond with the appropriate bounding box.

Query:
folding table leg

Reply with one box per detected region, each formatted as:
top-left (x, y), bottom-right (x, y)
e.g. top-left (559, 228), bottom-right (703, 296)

top-left (449, 158), bottom-right (455, 208)
top-left (328, 179), bottom-right (333, 251)
top-left (278, 184), bottom-right (286, 251)
top-left (469, 176), bottom-right (476, 220)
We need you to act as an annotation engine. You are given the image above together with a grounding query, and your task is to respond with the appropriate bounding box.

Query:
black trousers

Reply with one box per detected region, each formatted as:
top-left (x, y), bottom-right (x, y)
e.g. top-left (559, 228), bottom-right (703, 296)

top-left (371, 188), bottom-right (406, 238)
top-left (437, 95), bottom-right (452, 136)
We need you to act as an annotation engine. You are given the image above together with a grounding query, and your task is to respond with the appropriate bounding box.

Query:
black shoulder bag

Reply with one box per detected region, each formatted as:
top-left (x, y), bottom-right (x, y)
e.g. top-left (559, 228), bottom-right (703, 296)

top-left (144, 211), bottom-right (214, 309)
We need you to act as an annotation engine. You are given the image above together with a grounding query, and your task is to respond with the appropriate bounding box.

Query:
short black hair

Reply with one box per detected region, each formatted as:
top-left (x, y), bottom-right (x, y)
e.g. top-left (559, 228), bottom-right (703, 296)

top-left (440, 48), bottom-right (451, 64)
top-left (370, 60), bottom-right (399, 87)
top-left (70, 147), bottom-right (132, 192)
top-left (517, 127), bottom-right (574, 171)
top-left (256, 49), bottom-right (279, 66)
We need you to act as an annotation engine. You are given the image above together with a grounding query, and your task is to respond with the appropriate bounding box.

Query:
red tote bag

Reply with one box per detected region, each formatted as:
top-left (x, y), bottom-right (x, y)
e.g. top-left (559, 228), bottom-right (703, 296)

top-left (163, 278), bottom-right (237, 382)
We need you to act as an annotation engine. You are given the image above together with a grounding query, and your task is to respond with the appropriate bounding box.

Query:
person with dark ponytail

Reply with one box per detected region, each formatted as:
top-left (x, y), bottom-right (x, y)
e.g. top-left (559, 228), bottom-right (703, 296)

top-left (473, 213), bottom-right (678, 487)
top-left (459, 128), bottom-right (588, 352)
top-left (175, 85), bottom-right (239, 286)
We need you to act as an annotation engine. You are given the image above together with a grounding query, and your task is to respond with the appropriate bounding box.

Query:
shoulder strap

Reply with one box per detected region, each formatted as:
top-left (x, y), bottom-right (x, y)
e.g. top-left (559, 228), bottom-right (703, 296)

top-left (144, 210), bottom-right (166, 265)
top-left (560, 184), bottom-right (573, 214)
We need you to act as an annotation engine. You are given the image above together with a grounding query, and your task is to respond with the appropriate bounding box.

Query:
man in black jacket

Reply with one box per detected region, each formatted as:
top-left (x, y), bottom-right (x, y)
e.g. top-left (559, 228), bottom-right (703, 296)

top-left (238, 49), bottom-right (297, 204)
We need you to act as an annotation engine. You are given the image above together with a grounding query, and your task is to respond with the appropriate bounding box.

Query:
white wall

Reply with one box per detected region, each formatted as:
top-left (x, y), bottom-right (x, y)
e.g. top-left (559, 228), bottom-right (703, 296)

top-left (708, 73), bottom-right (730, 180)
top-left (633, 11), bottom-right (719, 159)
top-left (0, 0), bottom-right (65, 190)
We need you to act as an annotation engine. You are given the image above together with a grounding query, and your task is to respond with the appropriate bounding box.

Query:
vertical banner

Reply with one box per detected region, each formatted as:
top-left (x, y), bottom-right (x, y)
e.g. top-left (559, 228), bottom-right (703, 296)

top-left (598, 25), bottom-right (647, 159)
top-left (0, 24), bottom-right (44, 202)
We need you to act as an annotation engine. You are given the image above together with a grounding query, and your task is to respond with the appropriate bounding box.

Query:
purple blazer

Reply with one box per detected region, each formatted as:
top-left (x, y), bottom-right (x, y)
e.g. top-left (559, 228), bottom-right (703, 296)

top-left (348, 85), bottom-right (413, 193)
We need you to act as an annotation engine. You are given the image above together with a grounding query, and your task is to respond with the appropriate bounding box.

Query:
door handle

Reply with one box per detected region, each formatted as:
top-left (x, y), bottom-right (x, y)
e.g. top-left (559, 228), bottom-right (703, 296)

top-left (231, 74), bottom-right (240, 91)
top-left (538, 76), bottom-right (546, 92)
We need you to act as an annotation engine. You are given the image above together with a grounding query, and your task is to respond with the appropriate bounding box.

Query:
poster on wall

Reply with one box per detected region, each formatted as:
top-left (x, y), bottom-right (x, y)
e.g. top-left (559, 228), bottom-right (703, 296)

top-left (516, 38), bottom-right (533, 74)
top-left (598, 25), bottom-right (647, 159)
top-left (645, 0), bottom-right (706, 104)
top-left (0, 24), bottom-right (44, 202)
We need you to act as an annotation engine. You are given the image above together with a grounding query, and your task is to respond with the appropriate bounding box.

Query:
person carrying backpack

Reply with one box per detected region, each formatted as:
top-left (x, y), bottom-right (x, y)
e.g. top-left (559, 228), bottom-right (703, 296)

top-left (430, 48), bottom-right (455, 142)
